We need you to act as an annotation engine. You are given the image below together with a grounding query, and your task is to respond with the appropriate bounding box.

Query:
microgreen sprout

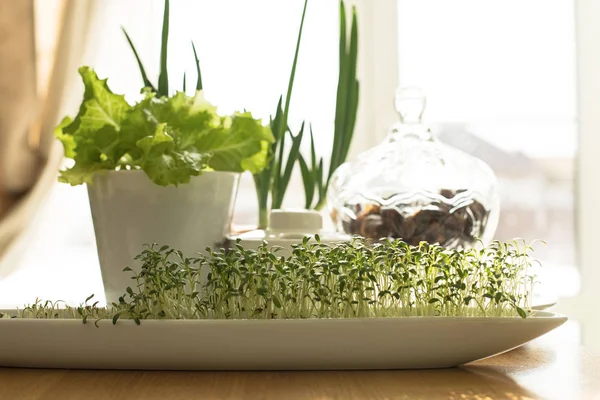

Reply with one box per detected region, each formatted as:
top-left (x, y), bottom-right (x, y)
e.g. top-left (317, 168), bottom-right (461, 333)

top-left (5, 238), bottom-right (539, 323)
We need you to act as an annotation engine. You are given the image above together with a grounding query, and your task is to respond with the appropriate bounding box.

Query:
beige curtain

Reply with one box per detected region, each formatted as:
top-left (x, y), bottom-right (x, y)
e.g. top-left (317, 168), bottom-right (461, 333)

top-left (0, 1), bottom-right (38, 206)
top-left (0, 0), bottom-right (99, 255)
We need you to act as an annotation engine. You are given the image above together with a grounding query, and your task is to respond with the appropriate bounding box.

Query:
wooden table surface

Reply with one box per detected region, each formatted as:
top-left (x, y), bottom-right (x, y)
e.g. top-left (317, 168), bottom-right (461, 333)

top-left (0, 331), bottom-right (598, 400)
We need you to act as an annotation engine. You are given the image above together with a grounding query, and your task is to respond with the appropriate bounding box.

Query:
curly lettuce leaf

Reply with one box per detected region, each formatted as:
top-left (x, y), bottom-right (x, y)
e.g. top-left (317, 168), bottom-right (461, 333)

top-left (194, 112), bottom-right (274, 173)
top-left (241, 140), bottom-right (271, 174)
top-left (145, 91), bottom-right (219, 137)
top-left (54, 117), bottom-right (75, 158)
top-left (63, 67), bottom-right (131, 164)
top-left (55, 67), bottom-right (133, 184)
top-left (135, 123), bottom-right (210, 186)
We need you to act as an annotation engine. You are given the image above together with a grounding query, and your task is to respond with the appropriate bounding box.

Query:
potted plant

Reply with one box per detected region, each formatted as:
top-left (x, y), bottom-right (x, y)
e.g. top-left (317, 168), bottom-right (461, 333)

top-left (54, 0), bottom-right (273, 304)
top-left (6, 237), bottom-right (539, 321)
top-left (1, 238), bottom-right (565, 370)
top-left (253, 0), bottom-right (359, 229)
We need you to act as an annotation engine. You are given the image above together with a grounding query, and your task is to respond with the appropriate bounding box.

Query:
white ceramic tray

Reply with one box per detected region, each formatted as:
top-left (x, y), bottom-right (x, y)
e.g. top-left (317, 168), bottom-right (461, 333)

top-left (0, 311), bottom-right (566, 370)
top-left (531, 292), bottom-right (558, 311)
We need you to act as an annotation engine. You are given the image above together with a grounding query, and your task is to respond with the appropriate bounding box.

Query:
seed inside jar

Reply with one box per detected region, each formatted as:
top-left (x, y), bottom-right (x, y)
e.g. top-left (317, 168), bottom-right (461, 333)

top-left (337, 189), bottom-right (489, 247)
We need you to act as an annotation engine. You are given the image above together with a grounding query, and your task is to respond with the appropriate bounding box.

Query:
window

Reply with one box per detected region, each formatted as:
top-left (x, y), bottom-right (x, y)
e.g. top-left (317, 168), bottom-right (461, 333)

top-left (396, 0), bottom-right (579, 296)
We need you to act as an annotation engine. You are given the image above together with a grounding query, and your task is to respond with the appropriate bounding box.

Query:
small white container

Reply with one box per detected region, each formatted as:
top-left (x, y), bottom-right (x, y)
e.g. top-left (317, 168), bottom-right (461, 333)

top-left (227, 209), bottom-right (351, 254)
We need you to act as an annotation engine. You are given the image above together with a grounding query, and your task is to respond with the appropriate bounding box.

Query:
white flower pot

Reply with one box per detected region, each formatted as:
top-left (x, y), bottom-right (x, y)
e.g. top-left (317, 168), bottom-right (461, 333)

top-left (87, 170), bottom-right (240, 305)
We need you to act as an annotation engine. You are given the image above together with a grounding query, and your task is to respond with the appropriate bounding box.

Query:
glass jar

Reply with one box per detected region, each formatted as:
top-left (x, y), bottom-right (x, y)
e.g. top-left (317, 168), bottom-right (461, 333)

top-left (327, 88), bottom-right (500, 248)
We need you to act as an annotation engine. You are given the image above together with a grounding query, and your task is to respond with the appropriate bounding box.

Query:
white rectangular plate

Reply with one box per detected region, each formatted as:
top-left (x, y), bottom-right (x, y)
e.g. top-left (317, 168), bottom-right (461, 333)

top-left (0, 311), bottom-right (566, 370)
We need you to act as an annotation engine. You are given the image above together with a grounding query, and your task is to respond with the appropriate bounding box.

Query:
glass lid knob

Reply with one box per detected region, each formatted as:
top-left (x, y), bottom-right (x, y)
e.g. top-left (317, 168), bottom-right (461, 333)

top-left (395, 87), bottom-right (427, 124)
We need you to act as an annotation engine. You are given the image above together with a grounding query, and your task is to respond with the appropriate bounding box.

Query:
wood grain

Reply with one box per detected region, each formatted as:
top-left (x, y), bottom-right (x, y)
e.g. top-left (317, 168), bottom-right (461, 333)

top-left (0, 339), bottom-right (598, 400)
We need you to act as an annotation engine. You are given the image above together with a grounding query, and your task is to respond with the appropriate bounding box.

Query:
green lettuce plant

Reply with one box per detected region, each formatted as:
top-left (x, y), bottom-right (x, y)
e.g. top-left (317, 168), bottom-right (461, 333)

top-left (55, 68), bottom-right (272, 186)
top-left (55, 0), bottom-right (273, 186)
top-left (2, 238), bottom-right (539, 323)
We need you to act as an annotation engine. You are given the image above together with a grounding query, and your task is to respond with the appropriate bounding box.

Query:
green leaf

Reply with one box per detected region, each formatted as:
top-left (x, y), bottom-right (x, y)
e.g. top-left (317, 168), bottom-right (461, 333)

top-left (191, 41), bottom-right (203, 91)
top-left (66, 66), bottom-right (130, 136)
top-left (143, 91), bottom-right (218, 143)
top-left (272, 123), bottom-right (304, 208)
top-left (57, 164), bottom-right (104, 186)
top-left (330, 0), bottom-right (349, 180)
top-left (254, 169), bottom-right (271, 229)
top-left (54, 117), bottom-right (75, 158)
top-left (325, 1), bottom-right (359, 195)
top-left (274, 124), bottom-right (286, 196)
top-left (195, 112), bottom-right (274, 173)
top-left (136, 123), bottom-right (174, 157)
top-left (315, 158), bottom-right (325, 207)
top-left (241, 140), bottom-right (270, 174)
top-left (254, 0), bottom-right (308, 223)
top-left (143, 151), bottom-right (208, 186)
top-left (340, 6), bottom-right (359, 163)
top-left (294, 2), bottom-right (359, 211)
top-left (136, 123), bottom-right (208, 186)
top-left (309, 124), bottom-right (317, 173)
top-left (281, 0), bottom-right (308, 129)
top-left (121, 27), bottom-right (156, 92)
top-left (298, 154), bottom-right (314, 208)
top-left (270, 97), bottom-right (284, 142)
top-left (55, 67), bottom-right (132, 184)
top-left (158, 0), bottom-right (170, 97)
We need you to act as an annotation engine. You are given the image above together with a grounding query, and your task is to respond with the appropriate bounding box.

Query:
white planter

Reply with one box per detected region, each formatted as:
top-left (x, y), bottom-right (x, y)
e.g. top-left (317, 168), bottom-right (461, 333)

top-left (87, 170), bottom-right (240, 305)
